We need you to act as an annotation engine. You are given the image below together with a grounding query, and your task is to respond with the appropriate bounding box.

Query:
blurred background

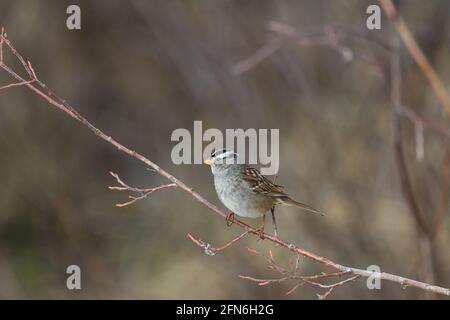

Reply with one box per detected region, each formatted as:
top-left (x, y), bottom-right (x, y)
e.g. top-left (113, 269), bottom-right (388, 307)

top-left (0, 0), bottom-right (449, 299)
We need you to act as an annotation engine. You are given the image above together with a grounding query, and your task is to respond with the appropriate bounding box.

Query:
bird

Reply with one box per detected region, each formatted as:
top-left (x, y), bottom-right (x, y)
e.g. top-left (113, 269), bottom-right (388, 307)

top-left (204, 148), bottom-right (322, 238)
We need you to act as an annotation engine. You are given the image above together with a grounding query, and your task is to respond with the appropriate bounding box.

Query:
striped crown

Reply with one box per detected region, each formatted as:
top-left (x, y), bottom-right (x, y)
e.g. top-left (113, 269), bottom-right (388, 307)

top-left (211, 148), bottom-right (238, 161)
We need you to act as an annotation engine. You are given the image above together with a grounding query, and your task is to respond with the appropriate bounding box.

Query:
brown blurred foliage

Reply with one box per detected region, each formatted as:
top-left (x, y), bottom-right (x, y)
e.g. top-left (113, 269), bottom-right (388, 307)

top-left (0, 0), bottom-right (449, 299)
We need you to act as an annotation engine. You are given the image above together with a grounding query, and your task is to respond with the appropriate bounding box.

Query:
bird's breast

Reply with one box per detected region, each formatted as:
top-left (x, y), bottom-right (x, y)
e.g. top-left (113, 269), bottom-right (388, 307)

top-left (214, 176), bottom-right (272, 218)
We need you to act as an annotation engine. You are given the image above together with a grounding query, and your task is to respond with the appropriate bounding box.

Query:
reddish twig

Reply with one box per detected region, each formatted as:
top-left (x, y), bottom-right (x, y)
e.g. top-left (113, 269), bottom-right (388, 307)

top-left (231, 36), bottom-right (287, 75)
top-left (391, 62), bottom-right (429, 238)
top-left (0, 28), bottom-right (3, 63)
top-left (0, 31), bottom-right (78, 119)
top-left (399, 105), bottom-right (450, 245)
top-left (0, 79), bottom-right (35, 91)
top-left (108, 172), bottom-right (176, 207)
top-left (309, 275), bottom-right (361, 300)
top-left (1, 28), bottom-right (449, 298)
top-left (388, 7), bottom-right (437, 290)
top-left (232, 20), bottom-right (392, 75)
top-left (380, 0), bottom-right (450, 117)
top-left (239, 247), bottom-right (357, 298)
top-left (187, 231), bottom-right (249, 256)
top-left (400, 105), bottom-right (450, 144)
top-left (0, 28), bottom-right (33, 79)
top-left (232, 22), bottom-right (354, 75)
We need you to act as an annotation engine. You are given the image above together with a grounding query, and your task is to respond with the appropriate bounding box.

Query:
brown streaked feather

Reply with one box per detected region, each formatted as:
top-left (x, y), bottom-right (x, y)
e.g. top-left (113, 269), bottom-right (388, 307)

top-left (242, 167), bottom-right (324, 216)
top-left (242, 167), bottom-right (287, 197)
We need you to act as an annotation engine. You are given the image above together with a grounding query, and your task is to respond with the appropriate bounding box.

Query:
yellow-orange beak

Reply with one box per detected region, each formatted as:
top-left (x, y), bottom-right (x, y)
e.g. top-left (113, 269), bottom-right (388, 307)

top-left (204, 159), bottom-right (214, 166)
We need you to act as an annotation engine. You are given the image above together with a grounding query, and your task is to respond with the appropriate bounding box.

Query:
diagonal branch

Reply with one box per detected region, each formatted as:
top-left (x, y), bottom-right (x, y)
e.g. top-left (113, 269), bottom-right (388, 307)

top-left (0, 28), bottom-right (449, 298)
top-left (187, 231), bottom-right (249, 256)
top-left (379, 0), bottom-right (450, 117)
top-left (232, 20), bottom-right (390, 75)
top-left (387, 1), bottom-right (437, 291)
top-left (391, 58), bottom-right (429, 236)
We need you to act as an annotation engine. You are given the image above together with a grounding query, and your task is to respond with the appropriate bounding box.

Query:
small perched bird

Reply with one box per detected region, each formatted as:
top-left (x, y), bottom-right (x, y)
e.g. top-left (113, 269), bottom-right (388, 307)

top-left (204, 149), bottom-right (322, 238)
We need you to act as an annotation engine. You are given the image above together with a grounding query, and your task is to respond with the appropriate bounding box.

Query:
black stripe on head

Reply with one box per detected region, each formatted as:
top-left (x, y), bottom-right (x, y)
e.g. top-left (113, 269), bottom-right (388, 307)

top-left (211, 148), bottom-right (238, 161)
top-left (211, 148), bottom-right (230, 158)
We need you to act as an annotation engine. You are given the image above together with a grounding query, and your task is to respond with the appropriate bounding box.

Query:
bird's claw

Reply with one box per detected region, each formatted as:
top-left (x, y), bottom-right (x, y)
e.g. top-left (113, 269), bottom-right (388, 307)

top-left (226, 212), bottom-right (235, 227)
top-left (255, 226), bottom-right (265, 240)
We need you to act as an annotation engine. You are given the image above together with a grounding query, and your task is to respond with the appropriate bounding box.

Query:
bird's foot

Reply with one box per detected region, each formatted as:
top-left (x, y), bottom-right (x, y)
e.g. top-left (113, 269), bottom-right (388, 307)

top-left (255, 226), bottom-right (265, 240)
top-left (225, 212), bottom-right (235, 227)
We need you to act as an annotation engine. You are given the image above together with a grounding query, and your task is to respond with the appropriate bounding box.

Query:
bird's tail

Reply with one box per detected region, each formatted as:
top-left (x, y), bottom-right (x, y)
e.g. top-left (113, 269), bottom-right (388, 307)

top-left (277, 197), bottom-right (324, 216)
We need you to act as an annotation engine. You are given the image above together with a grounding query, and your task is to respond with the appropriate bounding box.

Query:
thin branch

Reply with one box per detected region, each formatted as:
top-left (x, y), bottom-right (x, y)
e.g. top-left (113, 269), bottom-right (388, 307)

top-left (267, 21), bottom-right (391, 52)
top-left (187, 231), bottom-right (249, 256)
top-left (232, 20), bottom-right (391, 75)
top-left (379, 0), bottom-right (450, 117)
top-left (231, 36), bottom-right (286, 75)
top-left (388, 3), bottom-right (437, 290)
top-left (0, 79), bottom-right (35, 91)
top-left (389, 17), bottom-right (430, 237)
top-left (400, 105), bottom-right (450, 143)
top-left (1, 28), bottom-right (449, 297)
top-left (0, 29), bottom-right (34, 79)
top-left (239, 247), bottom-right (358, 298)
top-left (108, 171), bottom-right (176, 207)
top-left (0, 28), bottom-right (4, 63)
top-left (232, 22), bottom-right (354, 75)
top-left (0, 27), bottom-right (5, 63)
top-left (313, 275), bottom-right (361, 300)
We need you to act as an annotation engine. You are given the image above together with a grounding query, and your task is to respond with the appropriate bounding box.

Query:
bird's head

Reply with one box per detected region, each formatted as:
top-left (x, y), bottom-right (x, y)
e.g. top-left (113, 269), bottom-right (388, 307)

top-left (204, 148), bottom-right (239, 175)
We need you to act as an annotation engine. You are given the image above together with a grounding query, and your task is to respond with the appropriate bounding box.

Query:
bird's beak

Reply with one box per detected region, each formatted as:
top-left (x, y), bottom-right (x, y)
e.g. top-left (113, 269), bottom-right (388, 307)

top-left (204, 159), bottom-right (213, 166)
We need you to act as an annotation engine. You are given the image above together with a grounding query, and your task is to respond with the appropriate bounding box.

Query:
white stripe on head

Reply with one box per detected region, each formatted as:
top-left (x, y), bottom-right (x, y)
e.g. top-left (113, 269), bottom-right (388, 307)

top-left (211, 148), bottom-right (238, 161)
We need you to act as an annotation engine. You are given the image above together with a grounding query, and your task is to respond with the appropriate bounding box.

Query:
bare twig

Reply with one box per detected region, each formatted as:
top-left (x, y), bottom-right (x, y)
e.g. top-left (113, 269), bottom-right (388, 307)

top-left (388, 4), bottom-right (437, 291)
top-left (187, 231), bottom-right (249, 256)
top-left (108, 172), bottom-right (176, 207)
top-left (239, 247), bottom-right (358, 298)
top-left (380, 0), bottom-right (450, 117)
top-left (231, 36), bottom-right (286, 75)
top-left (232, 22), bottom-right (354, 75)
top-left (1, 28), bottom-right (449, 297)
top-left (400, 105), bottom-right (450, 143)
top-left (0, 79), bottom-right (35, 91)
top-left (313, 275), bottom-right (361, 300)
top-left (0, 28), bottom-right (3, 63)
top-left (390, 29), bottom-right (429, 238)
top-left (232, 20), bottom-right (392, 75)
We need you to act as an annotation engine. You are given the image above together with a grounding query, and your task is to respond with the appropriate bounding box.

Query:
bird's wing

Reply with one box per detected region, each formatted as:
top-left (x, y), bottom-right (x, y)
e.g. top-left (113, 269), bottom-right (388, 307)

top-left (241, 167), bottom-right (287, 197)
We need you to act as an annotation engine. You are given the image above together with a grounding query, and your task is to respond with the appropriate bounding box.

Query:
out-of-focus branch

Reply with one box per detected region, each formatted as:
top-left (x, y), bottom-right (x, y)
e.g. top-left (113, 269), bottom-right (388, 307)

top-left (232, 22), bottom-right (355, 75)
top-left (238, 247), bottom-right (359, 299)
top-left (187, 232), bottom-right (249, 256)
top-left (389, 29), bottom-right (429, 237)
top-left (400, 105), bottom-right (450, 144)
top-left (388, 4), bottom-right (437, 291)
top-left (1, 28), bottom-right (449, 298)
top-left (231, 36), bottom-right (287, 75)
top-left (380, 0), bottom-right (450, 117)
top-left (232, 20), bottom-right (390, 75)
top-left (0, 79), bottom-right (35, 91)
top-left (432, 151), bottom-right (450, 241)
